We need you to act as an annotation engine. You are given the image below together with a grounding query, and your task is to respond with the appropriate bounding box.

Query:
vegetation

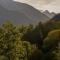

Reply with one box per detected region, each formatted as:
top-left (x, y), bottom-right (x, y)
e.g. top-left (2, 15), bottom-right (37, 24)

top-left (0, 19), bottom-right (60, 60)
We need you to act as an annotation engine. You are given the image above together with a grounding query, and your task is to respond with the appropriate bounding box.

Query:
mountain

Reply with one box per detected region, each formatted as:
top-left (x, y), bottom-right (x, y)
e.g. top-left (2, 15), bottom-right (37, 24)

top-left (43, 10), bottom-right (56, 18)
top-left (0, 0), bottom-right (50, 25)
top-left (0, 5), bottom-right (31, 25)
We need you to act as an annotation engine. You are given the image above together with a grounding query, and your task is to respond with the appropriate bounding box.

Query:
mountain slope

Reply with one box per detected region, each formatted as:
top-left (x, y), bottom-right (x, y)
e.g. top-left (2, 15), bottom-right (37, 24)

top-left (0, 5), bottom-right (31, 25)
top-left (43, 10), bottom-right (56, 18)
top-left (0, 0), bottom-right (50, 25)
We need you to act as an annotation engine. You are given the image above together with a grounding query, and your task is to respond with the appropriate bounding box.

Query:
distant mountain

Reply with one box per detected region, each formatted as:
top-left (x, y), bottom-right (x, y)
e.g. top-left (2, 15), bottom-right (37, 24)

top-left (43, 10), bottom-right (56, 18)
top-left (0, 0), bottom-right (50, 25)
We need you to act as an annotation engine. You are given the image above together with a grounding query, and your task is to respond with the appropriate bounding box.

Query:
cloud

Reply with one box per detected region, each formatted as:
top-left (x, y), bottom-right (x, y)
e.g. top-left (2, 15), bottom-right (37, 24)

top-left (14, 0), bottom-right (55, 8)
top-left (14, 0), bottom-right (60, 13)
top-left (41, 0), bottom-right (60, 13)
top-left (14, 0), bottom-right (54, 4)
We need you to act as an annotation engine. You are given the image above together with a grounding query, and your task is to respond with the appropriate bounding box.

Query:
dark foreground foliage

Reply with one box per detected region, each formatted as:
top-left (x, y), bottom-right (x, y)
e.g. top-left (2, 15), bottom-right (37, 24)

top-left (0, 20), bottom-right (60, 60)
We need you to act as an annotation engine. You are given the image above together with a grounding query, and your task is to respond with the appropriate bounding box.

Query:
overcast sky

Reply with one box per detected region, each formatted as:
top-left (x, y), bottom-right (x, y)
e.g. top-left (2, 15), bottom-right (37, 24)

top-left (14, 0), bottom-right (60, 13)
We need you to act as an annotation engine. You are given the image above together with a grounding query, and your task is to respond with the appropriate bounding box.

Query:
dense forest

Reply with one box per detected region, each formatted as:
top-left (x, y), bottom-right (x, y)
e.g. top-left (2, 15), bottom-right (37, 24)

top-left (0, 18), bottom-right (60, 60)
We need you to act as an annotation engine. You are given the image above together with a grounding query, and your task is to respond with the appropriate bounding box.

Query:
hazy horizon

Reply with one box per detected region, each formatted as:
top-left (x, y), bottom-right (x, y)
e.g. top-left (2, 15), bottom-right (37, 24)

top-left (14, 0), bottom-right (60, 13)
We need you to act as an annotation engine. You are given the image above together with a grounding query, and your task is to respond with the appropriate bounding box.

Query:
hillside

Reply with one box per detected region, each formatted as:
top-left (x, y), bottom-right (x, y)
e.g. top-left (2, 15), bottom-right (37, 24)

top-left (0, 0), bottom-right (50, 25)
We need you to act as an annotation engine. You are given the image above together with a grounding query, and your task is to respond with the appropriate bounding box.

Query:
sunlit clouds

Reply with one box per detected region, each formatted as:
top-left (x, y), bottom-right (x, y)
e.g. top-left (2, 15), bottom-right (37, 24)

top-left (14, 0), bottom-right (60, 13)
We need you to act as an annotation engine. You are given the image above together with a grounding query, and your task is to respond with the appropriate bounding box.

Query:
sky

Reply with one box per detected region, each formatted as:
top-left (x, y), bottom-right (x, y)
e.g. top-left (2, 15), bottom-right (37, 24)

top-left (14, 0), bottom-right (60, 13)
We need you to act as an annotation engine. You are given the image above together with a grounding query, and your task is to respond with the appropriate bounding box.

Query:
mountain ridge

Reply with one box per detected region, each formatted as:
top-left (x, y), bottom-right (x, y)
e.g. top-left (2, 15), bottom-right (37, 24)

top-left (0, 0), bottom-right (50, 25)
top-left (43, 10), bottom-right (56, 18)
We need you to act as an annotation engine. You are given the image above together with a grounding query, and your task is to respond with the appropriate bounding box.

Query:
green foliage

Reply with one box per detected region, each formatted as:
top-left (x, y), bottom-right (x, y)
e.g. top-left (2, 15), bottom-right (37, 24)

top-left (44, 20), bottom-right (60, 35)
top-left (22, 22), bottom-right (44, 49)
top-left (0, 20), bottom-right (60, 60)
top-left (0, 21), bottom-right (37, 60)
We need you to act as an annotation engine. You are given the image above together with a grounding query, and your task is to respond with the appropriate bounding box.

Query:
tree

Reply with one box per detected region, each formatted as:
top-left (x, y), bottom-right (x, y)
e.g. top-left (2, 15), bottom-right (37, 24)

top-left (42, 29), bottom-right (60, 60)
top-left (22, 22), bottom-right (44, 48)
top-left (0, 21), bottom-right (38, 60)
